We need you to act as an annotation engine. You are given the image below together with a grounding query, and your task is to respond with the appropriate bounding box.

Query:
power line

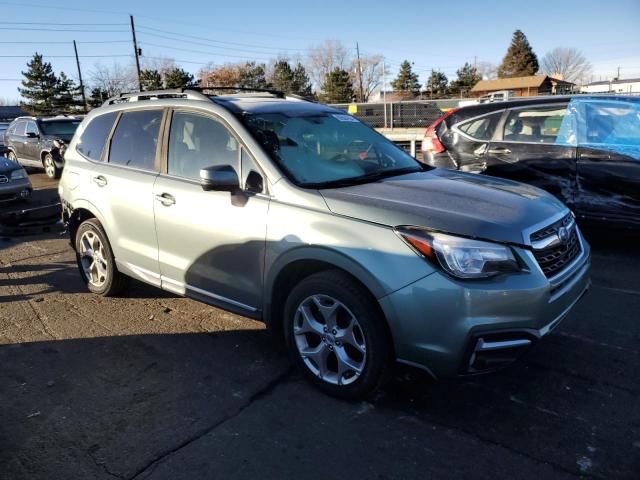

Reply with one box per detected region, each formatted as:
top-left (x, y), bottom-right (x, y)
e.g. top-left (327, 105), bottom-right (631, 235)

top-left (0, 54), bottom-right (131, 58)
top-left (0, 40), bottom-right (130, 44)
top-left (139, 42), bottom-right (276, 62)
top-left (0, 27), bottom-right (129, 32)
top-left (137, 25), bottom-right (306, 53)
top-left (3, 21), bottom-right (127, 25)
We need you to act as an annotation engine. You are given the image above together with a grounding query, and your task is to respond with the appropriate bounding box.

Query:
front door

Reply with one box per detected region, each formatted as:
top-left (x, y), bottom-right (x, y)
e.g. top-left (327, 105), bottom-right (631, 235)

top-left (483, 103), bottom-right (578, 208)
top-left (154, 110), bottom-right (269, 314)
top-left (574, 98), bottom-right (640, 227)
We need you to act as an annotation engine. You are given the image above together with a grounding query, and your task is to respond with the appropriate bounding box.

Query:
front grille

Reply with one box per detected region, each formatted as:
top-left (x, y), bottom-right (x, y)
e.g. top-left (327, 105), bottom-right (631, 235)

top-left (530, 213), bottom-right (573, 242)
top-left (532, 226), bottom-right (581, 278)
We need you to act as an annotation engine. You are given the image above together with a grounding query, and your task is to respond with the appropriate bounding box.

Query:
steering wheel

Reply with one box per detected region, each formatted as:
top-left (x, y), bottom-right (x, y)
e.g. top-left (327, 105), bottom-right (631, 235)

top-left (329, 153), bottom-right (351, 163)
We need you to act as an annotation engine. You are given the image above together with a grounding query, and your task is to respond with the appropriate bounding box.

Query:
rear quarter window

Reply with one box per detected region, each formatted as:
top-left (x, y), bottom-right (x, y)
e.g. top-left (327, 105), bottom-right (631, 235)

top-left (76, 112), bottom-right (117, 161)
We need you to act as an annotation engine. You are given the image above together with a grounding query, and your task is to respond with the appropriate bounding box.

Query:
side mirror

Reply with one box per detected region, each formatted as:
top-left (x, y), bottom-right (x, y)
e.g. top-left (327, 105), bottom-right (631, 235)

top-left (25, 132), bottom-right (38, 139)
top-left (199, 164), bottom-right (239, 192)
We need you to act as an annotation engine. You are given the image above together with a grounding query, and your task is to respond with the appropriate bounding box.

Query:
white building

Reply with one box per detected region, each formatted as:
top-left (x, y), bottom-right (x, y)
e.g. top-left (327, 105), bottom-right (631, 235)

top-left (581, 77), bottom-right (640, 94)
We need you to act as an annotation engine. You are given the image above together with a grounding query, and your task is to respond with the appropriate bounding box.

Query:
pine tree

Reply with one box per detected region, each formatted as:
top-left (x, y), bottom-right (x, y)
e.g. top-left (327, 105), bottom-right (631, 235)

top-left (53, 72), bottom-right (82, 114)
top-left (391, 60), bottom-right (420, 96)
top-left (19, 53), bottom-right (59, 115)
top-left (320, 67), bottom-right (354, 103)
top-left (89, 87), bottom-right (109, 108)
top-left (140, 69), bottom-right (163, 91)
top-left (270, 60), bottom-right (295, 93)
top-left (164, 68), bottom-right (195, 89)
top-left (426, 69), bottom-right (448, 97)
top-left (291, 62), bottom-right (313, 98)
top-left (497, 30), bottom-right (539, 78)
top-left (237, 62), bottom-right (270, 89)
top-left (450, 62), bottom-right (481, 95)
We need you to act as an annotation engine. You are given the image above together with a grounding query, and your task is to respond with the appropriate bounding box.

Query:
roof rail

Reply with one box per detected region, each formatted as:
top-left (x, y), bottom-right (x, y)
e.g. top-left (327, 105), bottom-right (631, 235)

top-left (191, 86), bottom-right (286, 98)
top-left (103, 88), bottom-right (210, 106)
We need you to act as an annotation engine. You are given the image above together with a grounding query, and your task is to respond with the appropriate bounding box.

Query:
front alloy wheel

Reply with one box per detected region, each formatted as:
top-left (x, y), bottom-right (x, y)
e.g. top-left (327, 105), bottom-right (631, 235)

top-left (284, 270), bottom-right (391, 399)
top-left (293, 294), bottom-right (367, 386)
top-left (43, 153), bottom-right (60, 179)
top-left (7, 151), bottom-right (18, 162)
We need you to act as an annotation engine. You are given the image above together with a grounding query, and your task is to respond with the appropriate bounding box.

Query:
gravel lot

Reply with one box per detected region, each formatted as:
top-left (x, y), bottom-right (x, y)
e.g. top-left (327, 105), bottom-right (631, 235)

top-left (1, 173), bottom-right (638, 479)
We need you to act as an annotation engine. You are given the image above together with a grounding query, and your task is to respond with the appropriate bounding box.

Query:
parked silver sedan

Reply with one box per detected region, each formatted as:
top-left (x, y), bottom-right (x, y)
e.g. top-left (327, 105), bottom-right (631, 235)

top-left (0, 156), bottom-right (32, 203)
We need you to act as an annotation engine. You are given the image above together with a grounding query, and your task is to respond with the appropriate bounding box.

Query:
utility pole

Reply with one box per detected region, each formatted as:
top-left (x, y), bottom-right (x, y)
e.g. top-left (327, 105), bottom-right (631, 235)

top-left (382, 59), bottom-right (387, 128)
top-left (617, 66), bottom-right (620, 79)
top-left (356, 42), bottom-right (364, 103)
top-left (130, 15), bottom-right (142, 91)
top-left (73, 40), bottom-right (87, 113)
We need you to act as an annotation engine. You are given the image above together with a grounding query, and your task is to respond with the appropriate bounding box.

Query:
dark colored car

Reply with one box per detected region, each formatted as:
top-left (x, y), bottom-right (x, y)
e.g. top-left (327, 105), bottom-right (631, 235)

top-left (3, 116), bottom-right (81, 179)
top-left (421, 95), bottom-right (640, 229)
top-left (0, 122), bottom-right (9, 156)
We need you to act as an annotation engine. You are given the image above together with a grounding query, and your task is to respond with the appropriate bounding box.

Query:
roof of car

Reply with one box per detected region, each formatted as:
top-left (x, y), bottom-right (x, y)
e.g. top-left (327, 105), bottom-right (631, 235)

top-left (451, 94), bottom-right (639, 121)
top-left (211, 95), bottom-right (341, 116)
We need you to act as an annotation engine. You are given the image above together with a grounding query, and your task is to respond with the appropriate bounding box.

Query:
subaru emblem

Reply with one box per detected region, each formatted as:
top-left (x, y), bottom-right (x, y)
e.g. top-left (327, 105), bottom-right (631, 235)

top-left (557, 226), bottom-right (569, 243)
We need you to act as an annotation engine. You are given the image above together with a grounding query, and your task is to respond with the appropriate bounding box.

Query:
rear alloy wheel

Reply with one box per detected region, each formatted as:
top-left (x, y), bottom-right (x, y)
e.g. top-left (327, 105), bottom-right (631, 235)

top-left (284, 270), bottom-right (391, 399)
top-left (75, 219), bottom-right (129, 296)
top-left (7, 151), bottom-right (18, 163)
top-left (43, 153), bottom-right (61, 179)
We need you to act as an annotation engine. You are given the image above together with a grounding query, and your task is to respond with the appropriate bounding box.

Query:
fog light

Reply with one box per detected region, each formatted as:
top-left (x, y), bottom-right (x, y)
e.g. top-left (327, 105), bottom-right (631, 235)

top-left (20, 189), bottom-right (30, 198)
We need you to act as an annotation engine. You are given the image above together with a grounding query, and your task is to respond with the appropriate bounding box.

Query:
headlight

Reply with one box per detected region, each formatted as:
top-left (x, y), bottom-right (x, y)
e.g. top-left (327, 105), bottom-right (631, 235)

top-left (396, 226), bottom-right (520, 279)
top-left (10, 168), bottom-right (27, 180)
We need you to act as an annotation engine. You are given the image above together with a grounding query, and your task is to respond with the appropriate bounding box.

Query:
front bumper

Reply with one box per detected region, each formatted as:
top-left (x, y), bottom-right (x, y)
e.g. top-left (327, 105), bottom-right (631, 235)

top-left (0, 177), bottom-right (32, 203)
top-left (380, 231), bottom-right (591, 378)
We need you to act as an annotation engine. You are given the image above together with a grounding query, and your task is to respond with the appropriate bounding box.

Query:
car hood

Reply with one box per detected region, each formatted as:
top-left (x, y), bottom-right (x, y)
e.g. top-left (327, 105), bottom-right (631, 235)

top-left (0, 156), bottom-right (20, 174)
top-left (319, 169), bottom-right (567, 245)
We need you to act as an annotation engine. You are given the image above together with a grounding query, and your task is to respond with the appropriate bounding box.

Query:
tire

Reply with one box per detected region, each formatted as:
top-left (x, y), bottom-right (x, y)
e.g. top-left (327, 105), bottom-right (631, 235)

top-left (283, 270), bottom-right (392, 399)
top-left (74, 218), bottom-right (129, 296)
top-left (43, 152), bottom-right (61, 179)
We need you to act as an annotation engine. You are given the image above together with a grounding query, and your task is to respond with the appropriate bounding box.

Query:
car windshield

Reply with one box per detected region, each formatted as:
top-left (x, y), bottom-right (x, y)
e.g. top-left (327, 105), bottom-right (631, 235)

top-left (39, 120), bottom-right (81, 136)
top-left (241, 111), bottom-right (423, 187)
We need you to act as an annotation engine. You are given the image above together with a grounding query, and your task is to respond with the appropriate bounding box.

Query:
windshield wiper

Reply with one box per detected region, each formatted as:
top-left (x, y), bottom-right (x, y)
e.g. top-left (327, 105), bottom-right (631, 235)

top-left (303, 166), bottom-right (423, 189)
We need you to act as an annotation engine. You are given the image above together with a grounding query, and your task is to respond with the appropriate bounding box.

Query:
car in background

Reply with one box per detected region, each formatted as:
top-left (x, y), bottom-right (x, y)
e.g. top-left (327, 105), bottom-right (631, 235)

top-left (3, 116), bottom-right (81, 178)
top-left (421, 95), bottom-right (640, 229)
top-left (0, 122), bottom-right (9, 156)
top-left (0, 155), bottom-right (32, 203)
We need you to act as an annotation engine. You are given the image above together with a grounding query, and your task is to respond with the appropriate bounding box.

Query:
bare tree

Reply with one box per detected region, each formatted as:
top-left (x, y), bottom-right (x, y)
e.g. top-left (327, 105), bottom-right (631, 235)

top-left (307, 39), bottom-right (350, 88)
top-left (90, 61), bottom-right (137, 97)
top-left (352, 54), bottom-right (385, 102)
top-left (476, 61), bottom-right (498, 80)
top-left (541, 47), bottom-right (592, 84)
top-left (140, 55), bottom-right (177, 77)
top-left (198, 63), bottom-right (241, 87)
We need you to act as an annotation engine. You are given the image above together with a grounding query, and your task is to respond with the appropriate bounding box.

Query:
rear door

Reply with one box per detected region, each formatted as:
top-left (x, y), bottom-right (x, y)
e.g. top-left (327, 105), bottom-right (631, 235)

top-left (446, 110), bottom-right (503, 172)
top-left (574, 98), bottom-right (640, 227)
top-left (87, 108), bottom-right (164, 283)
top-left (483, 102), bottom-right (577, 208)
top-left (23, 120), bottom-right (41, 165)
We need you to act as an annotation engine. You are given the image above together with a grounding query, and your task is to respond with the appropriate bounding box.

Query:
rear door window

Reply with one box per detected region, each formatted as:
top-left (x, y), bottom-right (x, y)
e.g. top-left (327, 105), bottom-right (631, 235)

top-left (108, 110), bottom-right (163, 171)
top-left (503, 105), bottom-right (569, 144)
top-left (457, 112), bottom-right (502, 141)
top-left (76, 112), bottom-right (117, 161)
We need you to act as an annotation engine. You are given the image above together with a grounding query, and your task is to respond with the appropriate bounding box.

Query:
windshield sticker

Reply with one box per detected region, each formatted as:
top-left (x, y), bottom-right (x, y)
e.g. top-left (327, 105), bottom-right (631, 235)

top-left (332, 114), bottom-right (360, 123)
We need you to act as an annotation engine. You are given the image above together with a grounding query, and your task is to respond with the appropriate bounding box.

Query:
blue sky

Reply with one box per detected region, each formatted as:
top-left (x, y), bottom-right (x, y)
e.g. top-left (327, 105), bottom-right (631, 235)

top-left (1, 0), bottom-right (639, 101)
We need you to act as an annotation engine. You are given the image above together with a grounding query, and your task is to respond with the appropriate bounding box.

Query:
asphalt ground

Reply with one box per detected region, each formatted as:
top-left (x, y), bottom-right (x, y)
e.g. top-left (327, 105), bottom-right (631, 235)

top-left (0, 172), bottom-right (638, 479)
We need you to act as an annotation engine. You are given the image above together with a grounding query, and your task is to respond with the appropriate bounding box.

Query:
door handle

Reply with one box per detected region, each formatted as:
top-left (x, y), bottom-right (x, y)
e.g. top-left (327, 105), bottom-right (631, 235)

top-left (92, 175), bottom-right (107, 187)
top-left (155, 193), bottom-right (176, 206)
top-left (487, 147), bottom-right (511, 155)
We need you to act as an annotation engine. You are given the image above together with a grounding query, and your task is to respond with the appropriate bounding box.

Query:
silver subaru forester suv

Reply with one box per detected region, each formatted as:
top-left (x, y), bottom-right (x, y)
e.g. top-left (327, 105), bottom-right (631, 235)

top-left (60, 88), bottom-right (590, 398)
